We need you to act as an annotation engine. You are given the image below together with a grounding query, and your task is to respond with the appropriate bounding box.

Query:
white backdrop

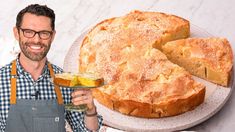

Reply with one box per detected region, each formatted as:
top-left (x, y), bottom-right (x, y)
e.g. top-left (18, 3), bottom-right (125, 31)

top-left (0, 0), bottom-right (235, 131)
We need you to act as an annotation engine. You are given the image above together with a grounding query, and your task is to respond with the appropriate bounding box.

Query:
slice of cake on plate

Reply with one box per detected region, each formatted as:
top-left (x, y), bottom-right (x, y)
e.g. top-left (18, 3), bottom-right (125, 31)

top-left (54, 72), bottom-right (79, 87)
top-left (162, 38), bottom-right (233, 86)
top-left (54, 72), bottom-right (104, 87)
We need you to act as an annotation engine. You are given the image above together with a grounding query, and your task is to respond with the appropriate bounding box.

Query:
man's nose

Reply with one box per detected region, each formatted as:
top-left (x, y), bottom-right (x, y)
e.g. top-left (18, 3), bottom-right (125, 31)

top-left (31, 33), bottom-right (41, 42)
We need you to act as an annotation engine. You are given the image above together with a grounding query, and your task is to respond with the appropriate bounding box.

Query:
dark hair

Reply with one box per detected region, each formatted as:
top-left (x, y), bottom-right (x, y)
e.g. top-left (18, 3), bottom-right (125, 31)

top-left (16, 4), bottom-right (55, 30)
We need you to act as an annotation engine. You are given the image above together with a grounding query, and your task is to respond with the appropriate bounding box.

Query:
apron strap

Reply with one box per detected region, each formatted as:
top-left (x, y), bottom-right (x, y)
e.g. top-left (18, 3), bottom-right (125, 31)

top-left (48, 63), bottom-right (64, 105)
top-left (10, 60), bottom-right (64, 105)
top-left (10, 60), bottom-right (17, 104)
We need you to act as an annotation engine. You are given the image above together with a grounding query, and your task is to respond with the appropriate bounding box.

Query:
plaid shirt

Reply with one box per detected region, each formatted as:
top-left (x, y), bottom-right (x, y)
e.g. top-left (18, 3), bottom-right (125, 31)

top-left (0, 58), bottom-right (102, 132)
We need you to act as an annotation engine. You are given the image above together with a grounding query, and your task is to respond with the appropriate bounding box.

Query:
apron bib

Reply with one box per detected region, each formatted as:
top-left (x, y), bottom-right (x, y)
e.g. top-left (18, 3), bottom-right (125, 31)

top-left (5, 60), bottom-right (65, 132)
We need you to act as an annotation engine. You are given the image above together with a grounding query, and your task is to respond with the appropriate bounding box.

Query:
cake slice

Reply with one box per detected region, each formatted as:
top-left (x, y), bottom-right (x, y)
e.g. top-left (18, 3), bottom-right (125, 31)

top-left (162, 38), bottom-right (233, 86)
top-left (77, 73), bottom-right (104, 87)
top-left (54, 72), bottom-right (78, 87)
top-left (54, 72), bottom-right (104, 87)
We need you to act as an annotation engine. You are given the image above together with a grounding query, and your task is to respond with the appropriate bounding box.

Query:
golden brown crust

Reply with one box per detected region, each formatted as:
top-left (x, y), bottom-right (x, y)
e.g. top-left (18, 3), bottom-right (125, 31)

top-left (54, 77), bottom-right (72, 87)
top-left (93, 81), bottom-right (205, 118)
top-left (54, 73), bottom-right (78, 87)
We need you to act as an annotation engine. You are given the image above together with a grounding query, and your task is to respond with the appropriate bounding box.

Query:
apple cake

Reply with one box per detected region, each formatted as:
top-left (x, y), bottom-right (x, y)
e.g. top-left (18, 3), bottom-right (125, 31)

top-left (162, 38), bottom-right (233, 86)
top-left (54, 72), bottom-right (104, 87)
top-left (92, 48), bottom-right (205, 118)
top-left (78, 10), bottom-right (206, 118)
top-left (54, 73), bottom-right (79, 87)
top-left (76, 73), bottom-right (104, 87)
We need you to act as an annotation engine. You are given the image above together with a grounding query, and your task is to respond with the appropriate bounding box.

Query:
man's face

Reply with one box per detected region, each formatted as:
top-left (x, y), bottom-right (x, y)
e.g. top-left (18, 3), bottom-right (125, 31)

top-left (14, 13), bottom-right (55, 61)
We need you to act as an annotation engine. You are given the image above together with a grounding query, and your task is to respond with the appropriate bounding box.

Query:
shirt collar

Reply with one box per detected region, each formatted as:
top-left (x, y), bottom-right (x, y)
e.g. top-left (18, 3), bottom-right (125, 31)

top-left (15, 55), bottom-right (50, 79)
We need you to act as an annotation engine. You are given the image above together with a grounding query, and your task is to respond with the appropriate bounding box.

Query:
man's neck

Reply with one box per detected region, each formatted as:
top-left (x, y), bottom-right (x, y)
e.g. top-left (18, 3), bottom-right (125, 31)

top-left (19, 54), bottom-right (47, 81)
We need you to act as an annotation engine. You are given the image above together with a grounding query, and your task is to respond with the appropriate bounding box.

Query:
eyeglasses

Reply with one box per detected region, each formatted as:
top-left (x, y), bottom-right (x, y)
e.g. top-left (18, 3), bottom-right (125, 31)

top-left (18, 27), bottom-right (53, 40)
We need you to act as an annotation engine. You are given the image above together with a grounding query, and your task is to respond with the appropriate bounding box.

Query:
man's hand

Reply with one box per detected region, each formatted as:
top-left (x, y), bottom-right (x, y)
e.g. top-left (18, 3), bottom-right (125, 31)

top-left (71, 89), bottom-right (96, 112)
top-left (72, 89), bottom-right (99, 131)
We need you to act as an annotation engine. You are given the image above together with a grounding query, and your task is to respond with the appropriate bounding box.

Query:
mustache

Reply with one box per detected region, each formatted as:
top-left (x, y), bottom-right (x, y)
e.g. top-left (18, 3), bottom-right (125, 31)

top-left (25, 42), bottom-right (47, 48)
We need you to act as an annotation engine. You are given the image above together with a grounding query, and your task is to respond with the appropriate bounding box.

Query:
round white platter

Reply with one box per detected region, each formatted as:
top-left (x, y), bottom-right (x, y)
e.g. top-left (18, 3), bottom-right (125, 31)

top-left (63, 25), bottom-right (234, 132)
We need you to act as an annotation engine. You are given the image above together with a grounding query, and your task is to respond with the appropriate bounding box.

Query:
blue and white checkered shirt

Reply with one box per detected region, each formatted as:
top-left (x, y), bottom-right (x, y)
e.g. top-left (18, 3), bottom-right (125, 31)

top-left (0, 58), bottom-right (102, 132)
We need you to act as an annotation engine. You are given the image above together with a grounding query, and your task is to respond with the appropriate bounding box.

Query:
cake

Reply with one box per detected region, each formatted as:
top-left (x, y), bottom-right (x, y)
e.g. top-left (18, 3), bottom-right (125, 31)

top-left (79, 10), bottom-right (190, 74)
top-left (77, 73), bottom-right (104, 87)
top-left (54, 72), bottom-right (78, 87)
top-left (78, 10), bottom-right (206, 118)
top-left (162, 38), bottom-right (233, 86)
top-left (92, 48), bottom-right (205, 118)
top-left (54, 72), bottom-right (104, 87)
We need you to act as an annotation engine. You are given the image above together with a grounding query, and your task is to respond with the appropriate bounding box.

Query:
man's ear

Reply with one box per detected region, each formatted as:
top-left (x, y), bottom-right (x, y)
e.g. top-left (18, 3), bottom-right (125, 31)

top-left (13, 27), bottom-right (19, 41)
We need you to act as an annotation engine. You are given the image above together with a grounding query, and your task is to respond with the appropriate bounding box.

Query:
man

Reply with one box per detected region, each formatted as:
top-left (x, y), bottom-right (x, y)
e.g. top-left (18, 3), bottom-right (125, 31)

top-left (0, 4), bottom-right (102, 132)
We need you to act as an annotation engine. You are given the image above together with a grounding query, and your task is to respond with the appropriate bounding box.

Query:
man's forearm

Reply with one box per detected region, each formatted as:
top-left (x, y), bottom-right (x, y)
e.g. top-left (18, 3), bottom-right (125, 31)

top-left (84, 106), bottom-right (99, 131)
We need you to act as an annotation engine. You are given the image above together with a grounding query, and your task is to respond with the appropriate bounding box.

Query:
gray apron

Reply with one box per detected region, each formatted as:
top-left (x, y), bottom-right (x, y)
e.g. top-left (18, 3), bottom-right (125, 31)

top-left (5, 60), bottom-right (66, 132)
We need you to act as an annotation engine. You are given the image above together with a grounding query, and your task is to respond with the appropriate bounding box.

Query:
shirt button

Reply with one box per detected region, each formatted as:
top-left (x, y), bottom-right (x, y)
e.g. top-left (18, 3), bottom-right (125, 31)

top-left (55, 117), bottom-right (60, 122)
top-left (32, 107), bottom-right (37, 111)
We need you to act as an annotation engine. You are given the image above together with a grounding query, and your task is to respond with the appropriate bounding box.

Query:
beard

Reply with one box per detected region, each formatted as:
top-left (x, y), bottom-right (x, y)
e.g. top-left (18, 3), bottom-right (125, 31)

top-left (19, 38), bottom-right (51, 61)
